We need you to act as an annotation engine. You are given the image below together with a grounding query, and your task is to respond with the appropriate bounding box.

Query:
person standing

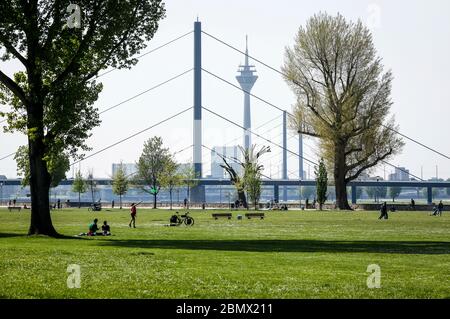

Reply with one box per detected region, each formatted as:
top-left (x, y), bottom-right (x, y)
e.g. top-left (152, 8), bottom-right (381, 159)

top-left (379, 202), bottom-right (388, 220)
top-left (437, 200), bottom-right (444, 216)
top-left (410, 198), bottom-right (415, 211)
top-left (129, 203), bottom-right (137, 228)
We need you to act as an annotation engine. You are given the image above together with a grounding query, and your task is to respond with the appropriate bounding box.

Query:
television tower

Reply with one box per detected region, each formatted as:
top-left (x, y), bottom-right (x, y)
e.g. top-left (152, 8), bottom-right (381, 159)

top-left (236, 36), bottom-right (258, 151)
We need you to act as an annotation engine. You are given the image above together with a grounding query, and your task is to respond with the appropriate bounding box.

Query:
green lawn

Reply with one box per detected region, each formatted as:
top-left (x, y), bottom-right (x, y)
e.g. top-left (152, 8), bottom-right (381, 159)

top-left (0, 208), bottom-right (449, 299)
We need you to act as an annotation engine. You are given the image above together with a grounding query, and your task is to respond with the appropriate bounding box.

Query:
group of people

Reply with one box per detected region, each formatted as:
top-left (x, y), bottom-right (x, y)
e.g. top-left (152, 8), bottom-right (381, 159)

top-left (78, 219), bottom-right (111, 236)
top-left (431, 200), bottom-right (444, 216)
top-left (79, 202), bottom-right (139, 236)
top-left (379, 199), bottom-right (445, 220)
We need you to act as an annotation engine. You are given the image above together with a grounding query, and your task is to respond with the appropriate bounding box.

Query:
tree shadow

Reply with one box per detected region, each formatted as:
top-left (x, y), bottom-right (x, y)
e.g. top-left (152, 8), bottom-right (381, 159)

top-left (0, 232), bottom-right (26, 239)
top-left (98, 239), bottom-right (450, 255)
top-left (0, 232), bottom-right (90, 240)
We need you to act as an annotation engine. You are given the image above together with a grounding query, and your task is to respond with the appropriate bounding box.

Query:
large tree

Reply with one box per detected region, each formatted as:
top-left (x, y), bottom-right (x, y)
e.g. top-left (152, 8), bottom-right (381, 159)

top-left (283, 13), bottom-right (404, 210)
top-left (0, 1), bottom-right (166, 236)
top-left (135, 136), bottom-right (173, 209)
top-left (221, 145), bottom-right (270, 209)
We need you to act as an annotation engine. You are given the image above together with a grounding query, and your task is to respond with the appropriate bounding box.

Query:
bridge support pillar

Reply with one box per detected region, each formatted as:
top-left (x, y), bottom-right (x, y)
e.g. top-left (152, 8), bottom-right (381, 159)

top-left (191, 19), bottom-right (205, 204)
top-left (274, 185), bottom-right (279, 203)
top-left (427, 186), bottom-right (433, 205)
top-left (351, 185), bottom-right (357, 205)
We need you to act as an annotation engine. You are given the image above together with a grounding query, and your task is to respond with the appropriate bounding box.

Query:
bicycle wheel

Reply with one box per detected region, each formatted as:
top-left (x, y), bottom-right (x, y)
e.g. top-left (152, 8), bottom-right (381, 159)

top-left (184, 216), bottom-right (194, 226)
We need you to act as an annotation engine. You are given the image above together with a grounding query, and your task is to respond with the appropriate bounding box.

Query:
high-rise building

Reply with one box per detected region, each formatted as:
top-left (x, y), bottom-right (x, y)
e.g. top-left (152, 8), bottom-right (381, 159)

top-left (388, 167), bottom-right (410, 181)
top-left (210, 146), bottom-right (241, 178)
top-left (236, 36), bottom-right (258, 152)
top-left (112, 163), bottom-right (137, 177)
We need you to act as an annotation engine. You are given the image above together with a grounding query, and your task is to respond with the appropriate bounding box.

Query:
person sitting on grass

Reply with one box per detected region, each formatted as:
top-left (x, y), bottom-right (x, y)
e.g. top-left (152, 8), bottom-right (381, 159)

top-left (88, 218), bottom-right (99, 236)
top-left (102, 221), bottom-right (111, 236)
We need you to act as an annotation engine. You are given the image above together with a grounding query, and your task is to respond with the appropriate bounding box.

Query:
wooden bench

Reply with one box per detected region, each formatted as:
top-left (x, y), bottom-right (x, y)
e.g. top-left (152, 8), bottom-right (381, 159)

top-left (245, 212), bottom-right (265, 219)
top-left (8, 206), bottom-right (21, 212)
top-left (212, 213), bottom-right (232, 220)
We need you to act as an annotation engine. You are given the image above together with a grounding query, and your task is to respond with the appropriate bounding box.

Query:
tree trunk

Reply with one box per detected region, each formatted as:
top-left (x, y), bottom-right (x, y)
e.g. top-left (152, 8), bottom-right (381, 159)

top-left (78, 192), bottom-right (81, 208)
top-left (237, 189), bottom-right (247, 209)
top-left (334, 143), bottom-right (352, 210)
top-left (153, 193), bottom-right (157, 209)
top-left (27, 112), bottom-right (58, 236)
top-left (120, 194), bottom-right (122, 209)
top-left (169, 189), bottom-right (173, 210)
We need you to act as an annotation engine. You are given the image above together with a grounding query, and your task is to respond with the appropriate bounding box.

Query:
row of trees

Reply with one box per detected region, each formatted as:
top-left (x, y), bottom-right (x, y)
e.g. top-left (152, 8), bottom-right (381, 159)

top-left (70, 136), bottom-right (198, 210)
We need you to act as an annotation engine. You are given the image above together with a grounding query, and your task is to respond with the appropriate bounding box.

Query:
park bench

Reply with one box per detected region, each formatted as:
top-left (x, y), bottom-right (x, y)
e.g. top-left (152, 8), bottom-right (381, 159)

top-left (212, 213), bottom-right (232, 220)
top-left (8, 206), bottom-right (21, 212)
top-left (245, 212), bottom-right (265, 219)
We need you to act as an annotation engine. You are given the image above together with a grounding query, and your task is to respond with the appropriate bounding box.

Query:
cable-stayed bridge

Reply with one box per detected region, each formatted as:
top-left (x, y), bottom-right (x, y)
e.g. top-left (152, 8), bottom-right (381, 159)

top-left (1, 20), bottom-right (450, 205)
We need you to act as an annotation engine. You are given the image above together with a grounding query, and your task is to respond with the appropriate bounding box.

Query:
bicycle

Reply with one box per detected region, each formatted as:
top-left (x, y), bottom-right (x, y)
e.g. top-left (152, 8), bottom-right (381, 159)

top-left (88, 202), bottom-right (102, 212)
top-left (170, 211), bottom-right (194, 226)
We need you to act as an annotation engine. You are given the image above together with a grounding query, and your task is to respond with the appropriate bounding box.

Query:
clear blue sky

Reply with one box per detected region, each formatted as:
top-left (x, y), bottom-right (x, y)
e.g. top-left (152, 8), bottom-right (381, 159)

top-left (1, 0), bottom-right (449, 180)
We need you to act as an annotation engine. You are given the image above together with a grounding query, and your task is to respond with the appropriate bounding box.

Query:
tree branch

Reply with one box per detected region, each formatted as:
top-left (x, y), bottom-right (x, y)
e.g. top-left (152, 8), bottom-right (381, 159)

top-left (0, 33), bottom-right (29, 68)
top-left (0, 69), bottom-right (27, 104)
top-left (345, 148), bottom-right (393, 182)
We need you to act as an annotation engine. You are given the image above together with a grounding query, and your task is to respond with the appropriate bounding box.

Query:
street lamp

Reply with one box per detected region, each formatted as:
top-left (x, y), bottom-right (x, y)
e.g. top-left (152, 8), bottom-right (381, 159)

top-left (0, 181), bottom-right (3, 207)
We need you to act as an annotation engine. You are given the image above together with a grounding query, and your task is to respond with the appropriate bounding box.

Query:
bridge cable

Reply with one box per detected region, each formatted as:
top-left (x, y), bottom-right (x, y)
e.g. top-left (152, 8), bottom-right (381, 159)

top-left (70, 106), bottom-right (192, 167)
top-left (203, 106), bottom-right (318, 166)
top-left (202, 68), bottom-right (420, 182)
top-left (202, 30), bottom-right (450, 161)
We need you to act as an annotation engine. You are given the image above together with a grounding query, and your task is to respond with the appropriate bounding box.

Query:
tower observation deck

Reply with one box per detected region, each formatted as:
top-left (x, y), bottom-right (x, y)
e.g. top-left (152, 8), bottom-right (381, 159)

top-left (236, 36), bottom-right (258, 152)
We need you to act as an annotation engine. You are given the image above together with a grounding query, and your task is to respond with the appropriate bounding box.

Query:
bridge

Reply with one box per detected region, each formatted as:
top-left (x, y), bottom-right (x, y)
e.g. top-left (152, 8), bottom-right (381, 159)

top-left (2, 178), bottom-right (449, 205)
top-left (1, 20), bottom-right (449, 206)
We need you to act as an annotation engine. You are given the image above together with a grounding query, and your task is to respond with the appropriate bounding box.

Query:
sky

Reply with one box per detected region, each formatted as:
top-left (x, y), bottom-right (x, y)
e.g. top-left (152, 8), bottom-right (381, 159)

top-left (1, 0), bottom-right (450, 180)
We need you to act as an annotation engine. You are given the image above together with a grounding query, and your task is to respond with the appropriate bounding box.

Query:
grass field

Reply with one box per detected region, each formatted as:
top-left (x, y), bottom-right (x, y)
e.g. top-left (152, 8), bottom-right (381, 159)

top-left (0, 207), bottom-right (449, 299)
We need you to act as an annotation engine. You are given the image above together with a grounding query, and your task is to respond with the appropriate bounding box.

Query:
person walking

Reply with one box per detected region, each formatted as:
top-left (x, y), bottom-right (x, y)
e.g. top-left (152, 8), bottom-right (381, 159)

top-left (437, 200), bottom-right (444, 216)
top-left (410, 198), bottom-right (415, 210)
top-left (378, 202), bottom-right (388, 220)
top-left (129, 203), bottom-right (137, 228)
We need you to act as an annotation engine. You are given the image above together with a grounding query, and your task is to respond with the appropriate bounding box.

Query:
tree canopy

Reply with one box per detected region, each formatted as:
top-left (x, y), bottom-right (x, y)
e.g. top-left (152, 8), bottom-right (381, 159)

top-left (135, 136), bottom-right (174, 209)
top-left (0, 1), bottom-right (166, 236)
top-left (283, 13), bottom-right (403, 210)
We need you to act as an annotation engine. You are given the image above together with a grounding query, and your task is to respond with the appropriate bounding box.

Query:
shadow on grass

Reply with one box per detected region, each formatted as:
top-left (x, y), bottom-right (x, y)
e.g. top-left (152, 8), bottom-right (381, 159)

top-left (98, 239), bottom-right (450, 255)
top-left (0, 232), bottom-right (26, 238)
top-left (0, 232), bottom-right (91, 240)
